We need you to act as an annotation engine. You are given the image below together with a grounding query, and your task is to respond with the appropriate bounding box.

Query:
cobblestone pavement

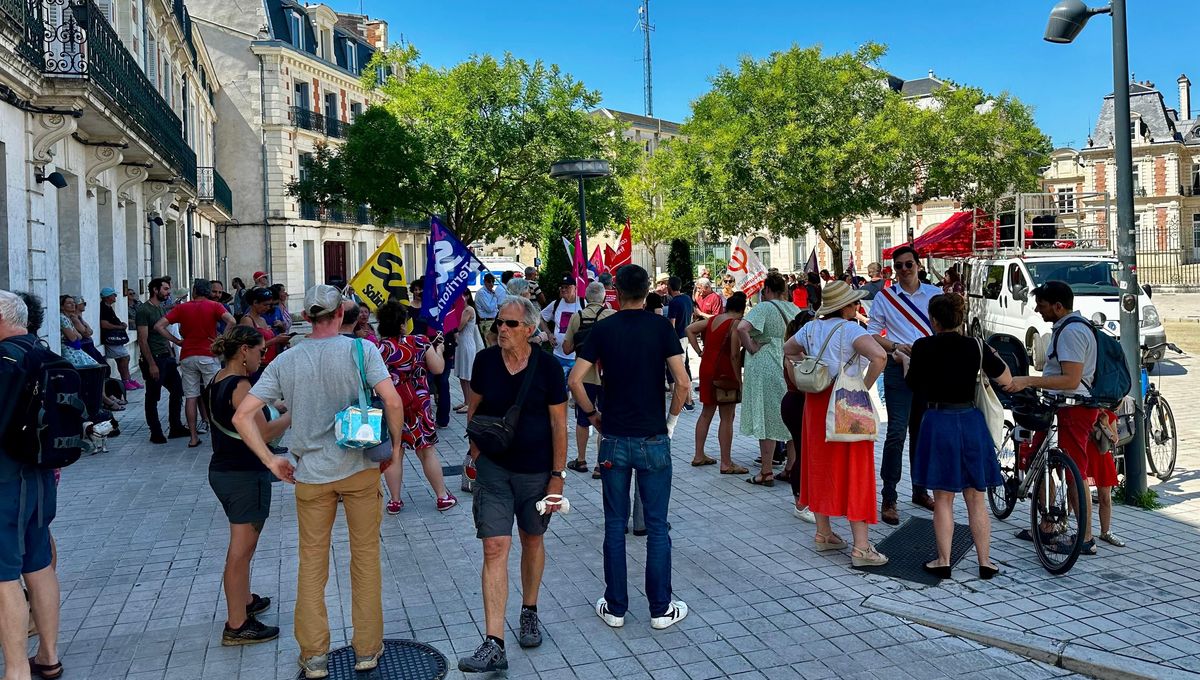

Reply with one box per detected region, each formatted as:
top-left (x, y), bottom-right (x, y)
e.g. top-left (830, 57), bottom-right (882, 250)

top-left (18, 346), bottom-right (1200, 679)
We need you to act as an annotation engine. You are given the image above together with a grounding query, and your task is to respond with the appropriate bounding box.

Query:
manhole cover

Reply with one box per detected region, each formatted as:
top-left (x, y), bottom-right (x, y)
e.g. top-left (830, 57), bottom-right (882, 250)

top-left (296, 639), bottom-right (447, 680)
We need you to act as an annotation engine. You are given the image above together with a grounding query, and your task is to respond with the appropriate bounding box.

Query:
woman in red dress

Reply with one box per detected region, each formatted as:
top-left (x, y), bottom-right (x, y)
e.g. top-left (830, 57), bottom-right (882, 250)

top-left (376, 301), bottom-right (457, 514)
top-left (685, 292), bottom-right (748, 475)
top-left (783, 281), bottom-right (889, 568)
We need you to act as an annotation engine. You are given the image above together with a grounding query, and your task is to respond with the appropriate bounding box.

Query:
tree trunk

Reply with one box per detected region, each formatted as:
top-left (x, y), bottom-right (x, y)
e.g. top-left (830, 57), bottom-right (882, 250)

top-left (649, 247), bottom-right (658, 276)
top-left (817, 225), bottom-right (844, 277)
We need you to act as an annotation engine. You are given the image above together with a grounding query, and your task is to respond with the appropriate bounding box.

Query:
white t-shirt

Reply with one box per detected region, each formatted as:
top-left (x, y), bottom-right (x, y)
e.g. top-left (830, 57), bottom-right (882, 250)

top-left (542, 298), bottom-right (582, 361)
top-left (794, 318), bottom-right (870, 379)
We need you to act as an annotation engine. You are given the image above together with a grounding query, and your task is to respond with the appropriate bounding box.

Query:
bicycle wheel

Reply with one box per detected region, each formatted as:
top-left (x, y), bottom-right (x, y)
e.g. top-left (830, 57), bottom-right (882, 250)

top-left (1146, 396), bottom-right (1177, 481)
top-left (1030, 448), bottom-right (1087, 576)
top-left (988, 421), bottom-right (1018, 519)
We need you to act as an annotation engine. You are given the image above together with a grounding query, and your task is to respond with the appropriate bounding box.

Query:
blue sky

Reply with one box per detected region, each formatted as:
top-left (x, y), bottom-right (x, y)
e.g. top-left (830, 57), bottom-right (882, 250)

top-left (347, 0), bottom-right (1194, 149)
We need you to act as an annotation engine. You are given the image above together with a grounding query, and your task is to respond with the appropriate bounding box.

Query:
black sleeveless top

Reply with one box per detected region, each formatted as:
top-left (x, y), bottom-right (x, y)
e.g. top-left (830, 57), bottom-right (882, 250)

top-left (208, 375), bottom-right (269, 473)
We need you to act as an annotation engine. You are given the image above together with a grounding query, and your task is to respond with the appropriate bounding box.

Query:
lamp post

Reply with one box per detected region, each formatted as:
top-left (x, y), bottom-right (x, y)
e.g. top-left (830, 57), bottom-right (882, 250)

top-left (1045, 0), bottom-right (1147, 500)
top-left (550, 159), bottom-right (612, 272)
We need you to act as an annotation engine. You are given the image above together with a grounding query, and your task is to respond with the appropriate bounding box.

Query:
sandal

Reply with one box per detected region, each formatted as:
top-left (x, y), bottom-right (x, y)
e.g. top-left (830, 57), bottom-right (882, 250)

top-left (814, 532), bottom-right (846, 551)
top-left (747, 473), bottom-right (775, 487)
top-left (29, 659), bottom-right (63, 680)
top-left (851, 543), bottom-right (889, 568)
top-left (691, 455), bottom-right (717, 467)
top-left (720, 464), bottom-right (749, 475)
top-left (453, 404), bottom-right (468, 413)
top-left (566, 460), bottom-right (589, 473)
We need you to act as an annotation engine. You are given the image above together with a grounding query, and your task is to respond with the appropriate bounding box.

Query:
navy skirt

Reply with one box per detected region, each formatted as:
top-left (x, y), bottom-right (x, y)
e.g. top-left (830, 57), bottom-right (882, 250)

top-left (912, 407), bottom-right (1003, 493)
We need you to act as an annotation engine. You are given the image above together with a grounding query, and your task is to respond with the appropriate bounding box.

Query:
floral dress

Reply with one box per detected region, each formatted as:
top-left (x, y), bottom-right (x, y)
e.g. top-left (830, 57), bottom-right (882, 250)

top-left (60, 314), bottom-right (99, 368)
top-left (739, 300), bottom-right (801, 441)
top-left (379, 335), bottom-right (438, 450)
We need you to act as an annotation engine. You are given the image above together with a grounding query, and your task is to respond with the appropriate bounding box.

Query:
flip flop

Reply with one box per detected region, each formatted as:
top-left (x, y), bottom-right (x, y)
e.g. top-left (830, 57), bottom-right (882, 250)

top-left (720, 465), bottom-right (749, 475)
top-left (187, 440), bottom-right (203, 448)
top-left (691, 456), bottom-right (717, 467)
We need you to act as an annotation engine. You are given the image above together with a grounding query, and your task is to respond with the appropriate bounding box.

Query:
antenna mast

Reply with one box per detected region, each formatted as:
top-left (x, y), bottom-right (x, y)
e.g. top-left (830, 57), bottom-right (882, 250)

top-left (639, 0), bottom-right (654, 116)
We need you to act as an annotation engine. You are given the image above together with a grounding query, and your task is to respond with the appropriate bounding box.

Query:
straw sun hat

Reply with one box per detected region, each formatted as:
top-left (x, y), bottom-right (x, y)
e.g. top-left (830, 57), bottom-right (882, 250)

top-left (816, 280), bottom-right (867, 317)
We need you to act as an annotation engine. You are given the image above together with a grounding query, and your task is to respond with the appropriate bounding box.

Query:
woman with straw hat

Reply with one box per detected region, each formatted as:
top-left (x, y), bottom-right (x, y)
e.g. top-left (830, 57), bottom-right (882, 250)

top-left (782, 281), bottom-right (889, 568)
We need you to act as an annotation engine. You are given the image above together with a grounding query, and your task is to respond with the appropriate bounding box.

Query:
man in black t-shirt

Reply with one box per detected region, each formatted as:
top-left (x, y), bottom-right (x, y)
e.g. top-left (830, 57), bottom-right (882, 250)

top-left (570, 265), bottom-right (690, 631)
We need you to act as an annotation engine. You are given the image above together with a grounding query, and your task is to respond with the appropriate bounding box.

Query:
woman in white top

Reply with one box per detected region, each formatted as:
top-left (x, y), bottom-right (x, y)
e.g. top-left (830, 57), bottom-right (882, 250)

top-left (783, 281), bottom-right (889, 568)
top-left (454, 289), bottom-right (485, 413)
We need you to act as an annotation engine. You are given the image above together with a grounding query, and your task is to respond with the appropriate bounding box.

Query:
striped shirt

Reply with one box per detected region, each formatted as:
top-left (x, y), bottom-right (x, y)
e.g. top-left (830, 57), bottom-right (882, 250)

top-left (865, 283), bottom-right (942, 346)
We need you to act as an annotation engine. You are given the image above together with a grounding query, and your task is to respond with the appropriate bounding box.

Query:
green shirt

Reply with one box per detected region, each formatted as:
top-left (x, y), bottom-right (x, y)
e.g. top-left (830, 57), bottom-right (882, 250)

top-left (135, 302), bottom-right (171, 357)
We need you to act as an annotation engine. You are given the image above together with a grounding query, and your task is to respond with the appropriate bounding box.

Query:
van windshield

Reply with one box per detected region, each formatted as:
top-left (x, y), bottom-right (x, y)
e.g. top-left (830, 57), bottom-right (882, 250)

top-left (1024, 260), bottom-right (1120, 296)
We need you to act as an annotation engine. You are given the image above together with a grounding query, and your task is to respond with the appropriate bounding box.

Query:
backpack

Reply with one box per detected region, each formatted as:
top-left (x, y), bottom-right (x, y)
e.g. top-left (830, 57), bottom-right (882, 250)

top-left (1049, 316), bottom-right (1132, 409)
top-left (1, 335), bottom-right (90, 469)
top-left (572, 306), bottom-right (603, 354)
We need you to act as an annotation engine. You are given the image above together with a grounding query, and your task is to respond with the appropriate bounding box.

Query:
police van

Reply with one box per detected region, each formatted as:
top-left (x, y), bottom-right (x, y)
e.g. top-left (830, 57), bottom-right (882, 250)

top-left (963, 193), bottom-right (1166, 369)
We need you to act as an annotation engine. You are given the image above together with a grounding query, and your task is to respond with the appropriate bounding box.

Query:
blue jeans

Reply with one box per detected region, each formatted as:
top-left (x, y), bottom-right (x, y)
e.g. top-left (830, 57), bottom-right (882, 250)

top-left (598, 434), bottom-right (672, 617)
top-left (881, 359), bottom-right (927, 504)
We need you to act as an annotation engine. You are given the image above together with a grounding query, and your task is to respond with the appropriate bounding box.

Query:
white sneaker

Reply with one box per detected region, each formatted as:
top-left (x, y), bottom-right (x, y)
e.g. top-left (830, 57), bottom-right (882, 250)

top-left (595, 597), bottom-right (624, 628)
top-left (650, 600), bottom-right (689, 630)
top-left (793, 505), bottom-right (816, 523)
top-left (197, 419), bottom-right (209, 434)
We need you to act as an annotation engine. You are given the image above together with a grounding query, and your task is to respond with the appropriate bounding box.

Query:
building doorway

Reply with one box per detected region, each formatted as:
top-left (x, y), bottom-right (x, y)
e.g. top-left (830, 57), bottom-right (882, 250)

top-left (324, 240), bottom-right (348, 287)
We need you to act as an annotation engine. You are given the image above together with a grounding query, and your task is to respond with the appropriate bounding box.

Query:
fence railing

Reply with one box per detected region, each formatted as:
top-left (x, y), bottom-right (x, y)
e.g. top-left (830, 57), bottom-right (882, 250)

top-left (291, 106), bottom-right (346, 139)
top-left (298, 201), bottom-right (425, 231)
top-left (198, 166), bottom-right (233, 215)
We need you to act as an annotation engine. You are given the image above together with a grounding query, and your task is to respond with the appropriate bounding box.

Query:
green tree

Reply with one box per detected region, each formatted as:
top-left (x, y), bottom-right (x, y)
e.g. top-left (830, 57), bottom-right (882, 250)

top-left (620, 142), bottom-right (701, 272)
top-left (666, 238), bottom-right (695, 285)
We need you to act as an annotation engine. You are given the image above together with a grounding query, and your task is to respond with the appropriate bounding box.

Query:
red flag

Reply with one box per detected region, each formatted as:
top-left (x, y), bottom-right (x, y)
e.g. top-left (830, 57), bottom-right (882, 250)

top-left (573, 230), bottom-right (588, 292)
top-left (611, 219), bottom-right (633, 270)
top-left (604, 244), bottom-right (618, 270)
top-left (589, 245), bottom-right (606, 274)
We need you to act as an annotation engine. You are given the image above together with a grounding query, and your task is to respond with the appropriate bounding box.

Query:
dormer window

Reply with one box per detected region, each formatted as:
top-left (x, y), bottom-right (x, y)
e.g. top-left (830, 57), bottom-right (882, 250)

top-left (344, 40), bottom-right (356, 72)
top-left (288, 11), bottom-right (305, 50)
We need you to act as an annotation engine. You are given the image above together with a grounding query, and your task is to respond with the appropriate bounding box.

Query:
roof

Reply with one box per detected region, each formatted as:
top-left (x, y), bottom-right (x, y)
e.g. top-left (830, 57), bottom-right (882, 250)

top-left (899, 76), bottom-right (946, 98)
top-left (1090, 80), bottom-right (1200, 147)
top-left (596, 108), bottom-right (682, 135)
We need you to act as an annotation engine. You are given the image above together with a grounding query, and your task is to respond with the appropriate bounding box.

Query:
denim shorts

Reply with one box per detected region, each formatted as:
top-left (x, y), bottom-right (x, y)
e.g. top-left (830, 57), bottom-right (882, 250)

top-left (0, 470), bottom-right (57, 581)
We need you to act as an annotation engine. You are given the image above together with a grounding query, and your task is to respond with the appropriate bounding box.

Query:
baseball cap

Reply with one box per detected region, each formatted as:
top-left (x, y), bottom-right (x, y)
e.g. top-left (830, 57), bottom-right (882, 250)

top-left (253, 270), bottom-right (268, 281)
top-left (559, 275), bottom-right (576, 287)
top-left (100, 287), bottom-right (117, 298)
top-left (303, 284), bottom-right (341, 319)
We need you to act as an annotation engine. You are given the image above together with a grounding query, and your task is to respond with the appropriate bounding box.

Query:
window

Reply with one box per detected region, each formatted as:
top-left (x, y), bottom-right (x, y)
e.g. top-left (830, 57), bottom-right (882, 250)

top-left (344, 40), bottom-right (356, 72)
top-left (1056, 187), bottom-right (1075, 214)
top-left (792, 234), bottom-right (807, 268)
top-left (839, 227), bottom-right (851, 260)
top-left (357, 241), bottom-right (368, 270)
top-left (750, 236), bottom-right (771, 268)
top-left (294, 81), bottom-right (309, 110)
top-left (1129, 119), bottom-right (1138, 142)
top-left (1192, 214), bottom-right (1200, 249)
top-left (983, 265), bottom-right (1004, 300)
top-left (303, 240), bottom-right (316, 290)
top-left (288, 11), bottom-right (305, 50)
top-left (298, 152), bottom-right (312, 183)
top-left (350, 102), bottom-right (363, 121)
top-left (1131, 164), bottom-right (1141, 194)
top-left (1191, 161), bottom-right (1199, 193)
top-left (376, 64), bottom-right (388, 84)
top-left (875, 225), bottom-right (892, 258)
top-left (1006, 263), bottom-right (1028, 295)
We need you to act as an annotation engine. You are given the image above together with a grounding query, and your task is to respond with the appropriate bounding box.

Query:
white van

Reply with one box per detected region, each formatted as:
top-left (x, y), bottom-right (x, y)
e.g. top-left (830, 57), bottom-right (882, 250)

top-left (964, 254), bottom-right (1166, 369)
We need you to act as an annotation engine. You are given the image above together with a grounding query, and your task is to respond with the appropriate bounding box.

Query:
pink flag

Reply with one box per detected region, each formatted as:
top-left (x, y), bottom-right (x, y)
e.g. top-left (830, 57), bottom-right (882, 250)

top-left (573, 230), bottom-right (588, 292)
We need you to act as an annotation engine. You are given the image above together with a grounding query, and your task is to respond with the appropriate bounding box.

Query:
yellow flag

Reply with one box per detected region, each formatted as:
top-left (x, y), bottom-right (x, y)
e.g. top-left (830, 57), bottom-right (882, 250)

top-left (349, 234), bottom-right (408, 311)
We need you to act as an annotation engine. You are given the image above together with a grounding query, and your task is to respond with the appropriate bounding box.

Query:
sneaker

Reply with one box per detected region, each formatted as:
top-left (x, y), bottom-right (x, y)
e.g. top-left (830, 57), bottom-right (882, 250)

top-left (221, 617), bottom-right (279, 646)
top-left (149, 433), bottom-right (167, 445)
top-left (458, 638), bottom-right (507, 673)
top-left (196, 419), bottom-right (209, 434)
top-left (436, 494), bottom-right (457, 511)
top-left (595, 598), bottom-right (624, 628)
top-left (793, 505), bottom-right (816, 523)
top-left (386, 500), bottom-right (403, 515)
top-left (122, 379), bottom-right (140, 391)
top-left (518, 608), bottom-right (542, 648)
top-left (682, 401), bottom-right (695, 412)
top-left (354, 648), bottom-right (383, 672)
top-left (650, 600), bottom-right (689, 630)
top-left (1099, 532), bottom-right (1126, 547)
top-left (246, 594), bottom-right (271, 616)
top-left (298, 654), bottom-right (329, 679)
top-left (131, 380), bottom-right (144, 389)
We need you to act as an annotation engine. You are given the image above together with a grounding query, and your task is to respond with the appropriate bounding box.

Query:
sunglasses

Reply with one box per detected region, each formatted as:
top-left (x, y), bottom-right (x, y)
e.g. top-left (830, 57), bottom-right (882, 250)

top-left (895, 260), bottom-right (917, 270)
top-left (723, 278), bottom-right (734, 283)
top-left (496, 319), bottom-right (523, 328)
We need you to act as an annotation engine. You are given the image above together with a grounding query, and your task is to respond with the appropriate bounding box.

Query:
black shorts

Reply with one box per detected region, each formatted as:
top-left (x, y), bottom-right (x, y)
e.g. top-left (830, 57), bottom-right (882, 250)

top-left (472, 455), bottom-right (552, 539)
top-left (209, 469), bottom-right (273, 525)
top-left (574, 383), bottom-right (603, 428)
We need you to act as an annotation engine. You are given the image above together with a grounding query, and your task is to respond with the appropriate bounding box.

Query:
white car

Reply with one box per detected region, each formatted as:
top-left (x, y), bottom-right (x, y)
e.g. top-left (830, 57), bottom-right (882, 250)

top-left (964, 254), bottom-right (1166, 369)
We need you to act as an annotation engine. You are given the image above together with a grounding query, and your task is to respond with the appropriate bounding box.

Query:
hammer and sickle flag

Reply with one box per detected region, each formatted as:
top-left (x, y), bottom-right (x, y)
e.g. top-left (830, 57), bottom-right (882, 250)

top-left (729, 235), bottom-right (768, 297)
top-left (349, 234), bottom-right (408, 311)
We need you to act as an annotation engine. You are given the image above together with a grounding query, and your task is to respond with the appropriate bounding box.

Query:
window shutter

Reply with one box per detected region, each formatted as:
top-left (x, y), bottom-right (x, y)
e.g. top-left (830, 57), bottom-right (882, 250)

top-left (146, 33), bottom-right (158, 89)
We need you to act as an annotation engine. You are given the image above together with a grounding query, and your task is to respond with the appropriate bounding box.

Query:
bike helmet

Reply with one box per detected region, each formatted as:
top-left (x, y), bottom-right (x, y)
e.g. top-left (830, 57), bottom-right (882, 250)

top-left (1013, 403), bottom-right (1054, 432)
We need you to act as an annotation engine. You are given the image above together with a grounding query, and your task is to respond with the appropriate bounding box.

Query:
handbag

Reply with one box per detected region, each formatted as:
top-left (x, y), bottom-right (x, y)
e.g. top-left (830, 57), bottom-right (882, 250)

top-left (789, 321), bottom-right (850, 394)
top-left (466, 349), bottom-right (539, 457)
top-left (974, 338), bottom-right (1005, 448)
top-left (334, 340), bottom-right (387, 451)
top-left (102, 328), bottom-right (129, 346)
top-left (825, 356), bottom-right (879, 442)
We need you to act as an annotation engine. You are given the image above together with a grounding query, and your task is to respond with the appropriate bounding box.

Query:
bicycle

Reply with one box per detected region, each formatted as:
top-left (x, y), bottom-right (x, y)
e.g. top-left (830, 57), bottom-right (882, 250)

top-left (987, 390), bottom-right (1088, 575)
top-left (1139, 342), bottom-right (1180, 482)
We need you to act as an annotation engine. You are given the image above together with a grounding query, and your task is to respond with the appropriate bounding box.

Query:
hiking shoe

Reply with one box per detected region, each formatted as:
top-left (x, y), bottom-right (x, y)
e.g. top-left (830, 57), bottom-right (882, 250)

top-left (386, 500), bottom-right (403, 515)
top-left (650, 600), bottom-right (689, 630)
top-left (881, 502), bottom-right (899, 526)
top-left (436, 494), bottom-right (457, 511)
top-left (149, 433), bottom-right (167, 445)
top-left (221, 617), bottom-right (279, 646)
top-left (354, 648), bottom-right (383, 672)
top-left (596, 598), bottom-right (625, 628)
top-left (298, 654), bottom-right (328, 679)
top-left (518, 608), bottom-right (542, 648)
top-left (458, 638), bottom-right (507, 673)
top-left (246, 594), bottom-right (271, 616)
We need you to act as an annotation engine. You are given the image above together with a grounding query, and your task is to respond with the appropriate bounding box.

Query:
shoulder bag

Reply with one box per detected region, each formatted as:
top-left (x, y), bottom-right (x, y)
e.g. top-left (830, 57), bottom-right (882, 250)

top-left (334, 340), bottom-right (389, 455)
top-left (467, 349), bottom-right (540, 457)
top-left (789, 321), bottom-right (850, 394)
top-left (975, 338), bottom-right (1005, 448)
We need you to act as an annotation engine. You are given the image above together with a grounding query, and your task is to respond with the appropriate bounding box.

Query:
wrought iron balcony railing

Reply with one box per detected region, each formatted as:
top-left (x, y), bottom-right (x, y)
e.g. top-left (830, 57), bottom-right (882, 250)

top-left (37, 0), bottom-right (197, 186)
top-left (198, 167), bottom-right (233, 215)
top-left (290, 106), bottom-right (346, 139)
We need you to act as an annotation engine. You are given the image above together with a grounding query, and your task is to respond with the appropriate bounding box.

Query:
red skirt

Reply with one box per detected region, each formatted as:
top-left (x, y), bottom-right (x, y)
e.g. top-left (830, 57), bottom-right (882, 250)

top-left (799, 386), bottom-right (878, 523)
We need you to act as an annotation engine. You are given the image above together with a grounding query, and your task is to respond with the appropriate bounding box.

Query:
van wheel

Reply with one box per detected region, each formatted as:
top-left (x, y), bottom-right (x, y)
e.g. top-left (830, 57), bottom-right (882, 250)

top-left (1027, 330), bottom-right (1046, 371)
top-left (970, 320), bottom-right (982, 339)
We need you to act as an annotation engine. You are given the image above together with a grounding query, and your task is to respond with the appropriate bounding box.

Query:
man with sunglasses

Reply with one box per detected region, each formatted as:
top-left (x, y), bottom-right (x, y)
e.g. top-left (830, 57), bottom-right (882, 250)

top-left (866, 245), bottom-right (941, 525)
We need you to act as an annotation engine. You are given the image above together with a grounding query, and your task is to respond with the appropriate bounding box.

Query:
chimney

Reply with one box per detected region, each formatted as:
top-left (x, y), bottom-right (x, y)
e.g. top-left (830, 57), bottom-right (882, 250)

top-left (928, 69), bottom-right (935, 79)
top-left (1180, 74), bottom-right (1192, 121)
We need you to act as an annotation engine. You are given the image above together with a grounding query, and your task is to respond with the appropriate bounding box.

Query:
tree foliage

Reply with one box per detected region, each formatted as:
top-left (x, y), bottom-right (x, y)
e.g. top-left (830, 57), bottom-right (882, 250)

top-left (667, 238), bottom-right (695, 286)
top-left (619, 142), bottom-right (701, 272)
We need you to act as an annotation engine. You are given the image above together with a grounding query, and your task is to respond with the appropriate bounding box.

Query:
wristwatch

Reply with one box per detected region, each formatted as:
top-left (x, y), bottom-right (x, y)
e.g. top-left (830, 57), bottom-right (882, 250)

top-left (550, 470), bottom-right (566, 479)
top-left (586, 409), bottom-right (599, 418)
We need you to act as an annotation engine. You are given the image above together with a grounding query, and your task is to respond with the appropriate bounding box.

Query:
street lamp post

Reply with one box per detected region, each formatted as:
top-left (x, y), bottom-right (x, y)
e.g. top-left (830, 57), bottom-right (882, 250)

top-left (1045, 0), bottom-right (1147, 500)
top-left (550, 159), bottom-right (612, 272)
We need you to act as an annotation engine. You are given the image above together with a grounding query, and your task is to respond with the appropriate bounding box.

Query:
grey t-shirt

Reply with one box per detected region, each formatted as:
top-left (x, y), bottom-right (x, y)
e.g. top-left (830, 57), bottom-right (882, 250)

top-left (250, 335), bottom-right (390, 484)
top-left (1045, 311), bottom-right (1097, 398)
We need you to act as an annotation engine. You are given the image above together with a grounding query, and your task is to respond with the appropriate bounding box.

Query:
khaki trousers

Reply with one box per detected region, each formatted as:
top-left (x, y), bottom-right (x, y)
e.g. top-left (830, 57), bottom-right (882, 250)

top-left (294, 468), bottom-right (383, 658)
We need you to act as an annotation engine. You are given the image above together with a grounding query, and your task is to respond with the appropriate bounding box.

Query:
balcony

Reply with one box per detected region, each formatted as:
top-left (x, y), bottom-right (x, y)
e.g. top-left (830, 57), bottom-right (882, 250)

top-left (298, 201), bottom-right (425, 232)
top-left (30, 0), bottom-right (197, 186)
top-left (197, 167), bottom-right (233, 216)
top-left (290, 106), bottom-right (346, 139)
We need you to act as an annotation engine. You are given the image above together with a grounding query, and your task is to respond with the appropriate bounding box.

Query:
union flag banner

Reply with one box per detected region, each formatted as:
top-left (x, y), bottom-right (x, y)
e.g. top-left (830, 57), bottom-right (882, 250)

top-left (348, 234), bottom-right (406, 311)
top-left (729, 235), bottom-right (768, 296)
top-left (609, 220), bottom-right (633, 270)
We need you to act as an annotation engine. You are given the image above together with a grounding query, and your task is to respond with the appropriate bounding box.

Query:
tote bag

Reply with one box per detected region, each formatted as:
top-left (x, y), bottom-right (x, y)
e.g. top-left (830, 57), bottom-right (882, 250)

top-left (825, 356), bottom-right (879, 443)
top-left (975, 338), bottom-right (1005, 448)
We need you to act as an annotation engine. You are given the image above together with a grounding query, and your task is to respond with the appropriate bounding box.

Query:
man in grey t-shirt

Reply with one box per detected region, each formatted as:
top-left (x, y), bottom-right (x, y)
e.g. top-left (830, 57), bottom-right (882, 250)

top-left (234, 284), bottom-right (405, 679)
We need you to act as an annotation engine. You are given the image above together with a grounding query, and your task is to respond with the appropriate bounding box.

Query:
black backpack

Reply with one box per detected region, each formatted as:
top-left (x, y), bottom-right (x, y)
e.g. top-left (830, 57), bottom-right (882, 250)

top-left (1, 335), bottom-right (90, 469)
top-left (572, 306), bottom-right (603, 354)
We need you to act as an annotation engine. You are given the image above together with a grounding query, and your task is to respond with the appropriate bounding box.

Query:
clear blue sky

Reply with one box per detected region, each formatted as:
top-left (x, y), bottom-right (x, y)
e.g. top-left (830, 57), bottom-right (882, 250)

top-left (345, 0), bottom-right (1194, 149)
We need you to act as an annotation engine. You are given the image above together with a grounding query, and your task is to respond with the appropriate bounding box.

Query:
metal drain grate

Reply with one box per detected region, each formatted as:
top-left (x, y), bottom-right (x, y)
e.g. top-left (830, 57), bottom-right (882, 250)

top-left (296, 639), bottom-right (448, 680)
top-left (852, 516), bottom-right (975, 586)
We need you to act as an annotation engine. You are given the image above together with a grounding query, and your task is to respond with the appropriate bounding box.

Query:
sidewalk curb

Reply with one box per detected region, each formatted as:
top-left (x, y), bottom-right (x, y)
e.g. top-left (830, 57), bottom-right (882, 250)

top-left (862, 595), bottom-right (1200, 680)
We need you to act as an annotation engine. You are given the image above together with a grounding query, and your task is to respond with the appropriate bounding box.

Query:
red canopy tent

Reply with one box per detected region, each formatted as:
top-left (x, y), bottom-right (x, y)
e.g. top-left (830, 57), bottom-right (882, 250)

top-left (882, 209), bottom-right (1021, 259)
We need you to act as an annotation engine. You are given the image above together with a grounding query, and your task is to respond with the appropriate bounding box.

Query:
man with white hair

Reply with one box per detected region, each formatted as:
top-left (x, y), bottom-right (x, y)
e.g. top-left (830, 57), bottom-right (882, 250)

top-left (693, 277), bottom-right (723, 321)
top-left (0, 290), bottom-right (62, 680)
top-left (562, 281), bottom-right (615, 476)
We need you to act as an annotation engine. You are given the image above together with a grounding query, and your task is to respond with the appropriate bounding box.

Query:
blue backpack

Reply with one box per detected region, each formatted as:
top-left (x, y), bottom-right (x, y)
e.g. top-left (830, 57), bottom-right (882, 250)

top-left (1049, 317), bottom-right (1132, 409)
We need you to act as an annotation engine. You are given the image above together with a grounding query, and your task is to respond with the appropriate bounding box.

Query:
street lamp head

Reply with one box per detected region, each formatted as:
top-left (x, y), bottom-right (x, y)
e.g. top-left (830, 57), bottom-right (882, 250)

top-left (1044, 0), bottom-right (1109, 43)
top-left (549, 159), bottom-right (612, 180)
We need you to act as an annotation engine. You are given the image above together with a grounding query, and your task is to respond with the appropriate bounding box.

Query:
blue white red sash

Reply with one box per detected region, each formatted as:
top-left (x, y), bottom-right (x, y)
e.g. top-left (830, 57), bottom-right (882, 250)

top-left (878, 286), bottom-right (932, 337)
